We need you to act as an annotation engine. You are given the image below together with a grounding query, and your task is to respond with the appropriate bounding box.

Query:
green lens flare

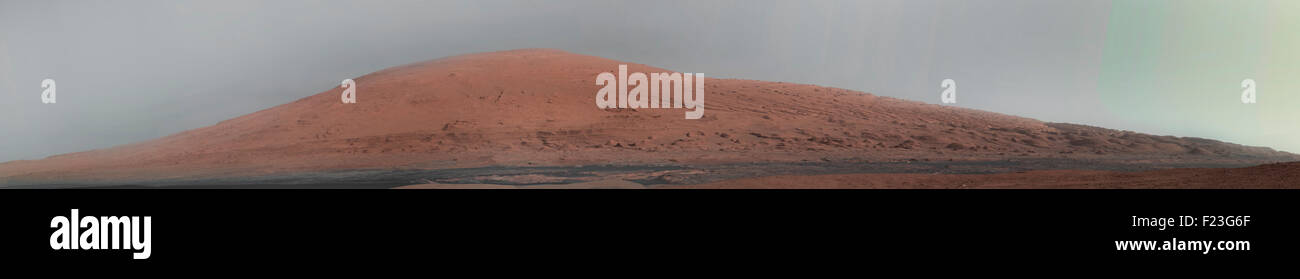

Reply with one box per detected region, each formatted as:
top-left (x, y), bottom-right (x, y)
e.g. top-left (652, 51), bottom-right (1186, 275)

top-left (1097, 0), bottom-right (1300, 152)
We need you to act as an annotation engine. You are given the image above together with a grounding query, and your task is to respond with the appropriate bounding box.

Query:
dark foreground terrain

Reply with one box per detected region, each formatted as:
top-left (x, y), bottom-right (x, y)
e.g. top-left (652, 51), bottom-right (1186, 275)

top-left (10, 158), bottom-right (1294, 189)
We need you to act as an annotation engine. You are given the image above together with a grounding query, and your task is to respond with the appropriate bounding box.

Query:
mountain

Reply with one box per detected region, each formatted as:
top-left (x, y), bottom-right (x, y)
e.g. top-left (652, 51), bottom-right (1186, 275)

top-left (2, 49), bottom-right (1295, 187)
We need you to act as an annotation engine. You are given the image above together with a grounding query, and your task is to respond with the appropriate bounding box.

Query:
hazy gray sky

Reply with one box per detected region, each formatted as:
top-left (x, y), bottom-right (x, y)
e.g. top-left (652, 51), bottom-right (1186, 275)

top-left (2, 0), bottom-right (1296, 162)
